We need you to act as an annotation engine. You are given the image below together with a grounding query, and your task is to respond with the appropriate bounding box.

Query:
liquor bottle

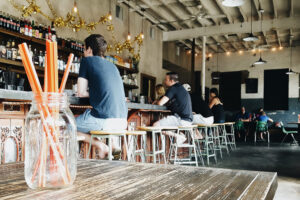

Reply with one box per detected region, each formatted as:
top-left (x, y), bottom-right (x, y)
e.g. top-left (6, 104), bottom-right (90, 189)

top-left (32, 48), bottom-right (38, 65)
top-left (0, 11), bottom-right (3, 27)
top-left (38, 50), bottom-right (43, 67)
top-left (2, 13), bottom-right (7, 29)
top-left (20, 18), bottom-right (25, 34)
top-left (47, 25), bottom-right (52, 40)
top-left (10, 17), bottom-right (15, 31)
top-left (28, 45), bottom-right (33, 58)
top-left (6, 40), bottom-right (12, 60)
top-left (38, 25), bottom-right (43, 39)
top-left (51, 21), bottom-right (56, 42)
top-left (24, 21), bottom-right (28, 36)
top-left (0, 41), bottom-right (5, 58)
top-left (16, 18), bottom-right (20, 32)
top-left (11, 40), bottom-right (17, 60)
top-left (28, 21), bottom-right (32, 37)
top-left (5, 15), bottom-right (10, 30)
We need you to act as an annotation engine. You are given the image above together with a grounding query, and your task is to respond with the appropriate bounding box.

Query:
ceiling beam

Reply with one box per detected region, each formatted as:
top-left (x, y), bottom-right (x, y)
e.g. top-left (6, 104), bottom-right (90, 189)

top-left (290, 0), bottom-right (294, 17)
top-left (275, 30), bottom-right (281, 47)
top-left (236, 34), bottom-right (250, 50)
top-left (272, 0), bottom-right (278, 19)
top-left (163, 16), bottom-right (300, 41)
top-left (214, 0), bottom-right (233, 24)
top-left (224, 35), bottom-right (239, 51)
top-left (238, 6), bottom-right (247, 22)
top-left (199, 0), bottom-right (218, 25)
top-left (211, 36), bottom-right (227, 52)
top-left (252, 0), bottom-right (261, 20)
top-left (262, 31), bottom-right (270, 45)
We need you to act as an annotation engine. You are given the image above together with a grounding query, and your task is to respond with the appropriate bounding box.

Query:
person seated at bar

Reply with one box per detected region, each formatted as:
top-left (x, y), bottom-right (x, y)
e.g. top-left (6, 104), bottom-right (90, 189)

top-left (152, 84), bottom-right (165, 104)
top-left (182, 83), bottom-right (214, 126)
top-left (257, 111), bottom-right (273, 140)
top-left (153, 72), bottom-right (193, 144)
top-left (209, 88), bottom-right (225, 123)
top-left (76, 34), bottom-right (128, 159)
top-left (236, 106), bottom-right (251, 122)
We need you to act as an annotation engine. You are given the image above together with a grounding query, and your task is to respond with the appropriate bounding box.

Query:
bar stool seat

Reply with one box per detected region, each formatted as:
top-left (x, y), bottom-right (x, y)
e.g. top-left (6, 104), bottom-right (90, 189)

top-left (88, 130), bottom-right (128, 161)
top-left (125, 131), bottom-right (147, 162)
top-left (137, 126), bottom-right (167, 164)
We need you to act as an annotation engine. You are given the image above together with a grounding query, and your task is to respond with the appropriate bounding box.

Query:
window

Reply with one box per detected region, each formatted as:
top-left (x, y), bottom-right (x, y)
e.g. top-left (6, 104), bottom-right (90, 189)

top-left (116, 5), bottom-right (123, 20)
top-left (264, 69), bottom-right (289, 110)
top-left (150, 27), bottom-right (155, 39)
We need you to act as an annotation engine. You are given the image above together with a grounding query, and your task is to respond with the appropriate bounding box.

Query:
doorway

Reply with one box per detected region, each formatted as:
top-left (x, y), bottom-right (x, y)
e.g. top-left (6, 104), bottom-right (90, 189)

top-left (140, 73), bottom-right (156, 102)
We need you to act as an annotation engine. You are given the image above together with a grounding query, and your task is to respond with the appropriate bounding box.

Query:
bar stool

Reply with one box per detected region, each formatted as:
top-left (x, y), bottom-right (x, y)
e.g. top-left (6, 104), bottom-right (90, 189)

top-left (137, 126), bottom-right (167, 164)
top-left (169, 125), bottom-right (204, 167)
top-left (212, 124), bottom-right (222, 159)
top-left (196, 124), bottom-right (217, 165)
top-left (87, 130), bottom-right (128, 161)
top-left (224, 122), bottom-right (236, 150)
top-left (216, 123), bottom-right (230, 155)
top-left (125, 130), bottom-right (147, 163)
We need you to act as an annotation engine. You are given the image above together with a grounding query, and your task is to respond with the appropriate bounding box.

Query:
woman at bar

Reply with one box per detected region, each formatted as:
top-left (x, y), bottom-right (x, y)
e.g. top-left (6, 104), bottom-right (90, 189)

top-left (152, 84), bottom-right (165, 104)
top-left (209, 88), bottom-right (225, 123)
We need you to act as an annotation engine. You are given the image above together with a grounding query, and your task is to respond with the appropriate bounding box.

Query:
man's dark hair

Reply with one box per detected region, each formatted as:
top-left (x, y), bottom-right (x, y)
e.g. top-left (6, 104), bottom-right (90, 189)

top-left (84, 34), bottom-right (107, 57)
top-left (209, 88), bottom-right (219, 97)
top-left (166, 72), bottom-right (179, 82)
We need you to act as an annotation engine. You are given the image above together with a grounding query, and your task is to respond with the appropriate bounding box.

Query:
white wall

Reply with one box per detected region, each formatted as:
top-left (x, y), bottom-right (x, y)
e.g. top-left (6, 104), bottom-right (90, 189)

top-left (195, 46), bottom-right (300, 99)
top-left (0, 0), bottom-right (167, 93)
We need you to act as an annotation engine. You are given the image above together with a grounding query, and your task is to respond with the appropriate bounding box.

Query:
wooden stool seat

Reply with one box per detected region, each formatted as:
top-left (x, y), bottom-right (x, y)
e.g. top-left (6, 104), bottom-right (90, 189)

top-left (137, 126), bottom-right (178, 131)
top-left (178, 125), bottom-right (198, 129)
top-left (126, 131), bottom-right (147, 136)
top-left (197, 124), bottom-right (217, 128)
top-left (224, 122), bottom-right (235, 125)
top-left (90, 130), bottom-right (126, 135)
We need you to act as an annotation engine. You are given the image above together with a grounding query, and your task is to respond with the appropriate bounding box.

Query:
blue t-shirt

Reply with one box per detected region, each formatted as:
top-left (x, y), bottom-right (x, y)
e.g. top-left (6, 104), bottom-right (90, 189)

top-left (258, 115), bottom-right (269, 123)
top-left (165, 83), bottom-right (193, 122)
top-left (79, 56), bottom-right (127, 119)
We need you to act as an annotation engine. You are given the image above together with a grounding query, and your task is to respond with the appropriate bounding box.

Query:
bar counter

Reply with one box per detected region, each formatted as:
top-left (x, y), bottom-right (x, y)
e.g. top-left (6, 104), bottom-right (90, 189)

top-left (0, 89), bottom-right (170, 163)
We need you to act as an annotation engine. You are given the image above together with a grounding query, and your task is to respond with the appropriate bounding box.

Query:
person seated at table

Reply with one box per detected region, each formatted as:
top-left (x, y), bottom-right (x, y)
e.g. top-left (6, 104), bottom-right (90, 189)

top-left (209, 88), bottom-right (225, 123)
top-left (152, 84), bottom-right (165, 104)
top-left (236, 106), bottom-right (251, 122)
top-left (255, 107), bottom-right (264, 120)
top-left (153, 72), bottom-right (193, 144)
top-left (257, 111), bottom-right (273, 140)
top-left (76, 34), bottom-right (128, 159)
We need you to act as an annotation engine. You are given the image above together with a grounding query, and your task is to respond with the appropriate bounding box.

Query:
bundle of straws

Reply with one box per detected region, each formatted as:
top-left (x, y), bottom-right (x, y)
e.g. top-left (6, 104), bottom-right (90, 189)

top-left (19, 40), bottom-right (74, 187)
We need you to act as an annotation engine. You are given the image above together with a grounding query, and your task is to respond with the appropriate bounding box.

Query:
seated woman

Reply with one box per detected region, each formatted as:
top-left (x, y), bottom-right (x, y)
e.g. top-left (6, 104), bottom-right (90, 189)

top-left (209, 88), bottom-right (225, 123)
top-left (152, 84), bottom-right (165, 104)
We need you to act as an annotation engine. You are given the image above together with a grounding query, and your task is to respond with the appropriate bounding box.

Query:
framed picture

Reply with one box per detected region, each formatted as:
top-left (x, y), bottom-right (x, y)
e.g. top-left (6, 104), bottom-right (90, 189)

top-left (245, 78), bottom-right (258, 93)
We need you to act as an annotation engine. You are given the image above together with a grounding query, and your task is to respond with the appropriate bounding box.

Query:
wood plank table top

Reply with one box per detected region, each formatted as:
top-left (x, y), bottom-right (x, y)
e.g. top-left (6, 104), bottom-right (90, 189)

top-left (0, 160), bottom-right (277, 200)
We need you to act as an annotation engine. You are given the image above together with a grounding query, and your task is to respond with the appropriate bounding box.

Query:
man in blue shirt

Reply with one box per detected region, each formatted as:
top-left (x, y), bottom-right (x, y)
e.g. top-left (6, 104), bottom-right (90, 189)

top-left (76, 34), bottom-right (128, 159)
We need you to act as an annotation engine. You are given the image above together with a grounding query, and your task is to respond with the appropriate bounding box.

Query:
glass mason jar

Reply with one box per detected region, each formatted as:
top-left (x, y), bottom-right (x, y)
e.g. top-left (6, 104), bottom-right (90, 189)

top-left (25, 93), bottom-right (77, 189)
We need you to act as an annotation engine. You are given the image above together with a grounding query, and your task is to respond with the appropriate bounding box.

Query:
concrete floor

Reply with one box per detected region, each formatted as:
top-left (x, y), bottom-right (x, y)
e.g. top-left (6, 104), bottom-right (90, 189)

top-left (212, 143), bottom-right (300, 200)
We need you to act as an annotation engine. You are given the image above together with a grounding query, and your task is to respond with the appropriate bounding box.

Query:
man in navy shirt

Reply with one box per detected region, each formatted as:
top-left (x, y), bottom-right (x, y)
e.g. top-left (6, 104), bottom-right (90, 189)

top-left (154, 72), bottom-right (193, 144)
top-left (76, 34), bottom-right (127, 159)
top-left (236, 106), bottom-right (251, 122)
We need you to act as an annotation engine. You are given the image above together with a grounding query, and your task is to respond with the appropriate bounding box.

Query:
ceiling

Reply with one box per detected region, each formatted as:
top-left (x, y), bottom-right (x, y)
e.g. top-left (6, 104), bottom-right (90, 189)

top-left (121, 0), bottom-right (300, 53)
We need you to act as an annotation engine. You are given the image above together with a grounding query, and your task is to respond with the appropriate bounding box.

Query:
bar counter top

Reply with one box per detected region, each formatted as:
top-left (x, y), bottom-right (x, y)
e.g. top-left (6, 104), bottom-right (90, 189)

top-left (0, 89), bottom-right (167, 111)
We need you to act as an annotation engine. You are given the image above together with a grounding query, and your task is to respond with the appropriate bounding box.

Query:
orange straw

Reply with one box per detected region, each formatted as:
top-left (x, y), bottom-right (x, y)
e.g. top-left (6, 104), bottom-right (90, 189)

top-left (59, 54), bottom-right (74, 93)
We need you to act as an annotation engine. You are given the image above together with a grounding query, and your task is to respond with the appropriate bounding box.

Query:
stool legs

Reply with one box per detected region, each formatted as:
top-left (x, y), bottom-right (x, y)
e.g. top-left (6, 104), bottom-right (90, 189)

top-left (145, 130), bottom-right (166, 164)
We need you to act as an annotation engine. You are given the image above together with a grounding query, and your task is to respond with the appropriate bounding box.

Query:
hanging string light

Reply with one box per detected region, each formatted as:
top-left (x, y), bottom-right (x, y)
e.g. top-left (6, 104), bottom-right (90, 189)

top-left (73, 0), bottom-right (78, 13)
top-left (140, 11), bottom-right (145, 39)
top-left (108, 0), bottom-right (112, 21)
top-left (127, 0), bottom-right (131, 41)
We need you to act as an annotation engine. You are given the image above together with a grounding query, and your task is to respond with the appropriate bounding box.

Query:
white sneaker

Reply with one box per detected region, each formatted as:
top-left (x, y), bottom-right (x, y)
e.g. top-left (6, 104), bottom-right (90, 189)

top-left (176, 134), bottom-right (187, 145)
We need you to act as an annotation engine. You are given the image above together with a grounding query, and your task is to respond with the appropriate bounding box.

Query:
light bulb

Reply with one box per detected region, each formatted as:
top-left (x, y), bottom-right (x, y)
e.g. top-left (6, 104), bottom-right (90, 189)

top-left (127, 33), bottom-right (131, 40)
top-left (108, 12), bottom-right (112, 21)
top-left (195, 53), bottom-right (198, 57)
top-left (279, 46), bottom-right (283, 50)
top-left (208, 53), bottom-right (213, 57)
top-left (226, 51), bottom-right (230, 55)
top-left (73, 2), bottom-right (78, 13)
top-left (271, 47), bottom-right (276, 51)
top-left (239, 50), bottom-right (243, 54)
top-left (140, 32), bottom-right (144, 39)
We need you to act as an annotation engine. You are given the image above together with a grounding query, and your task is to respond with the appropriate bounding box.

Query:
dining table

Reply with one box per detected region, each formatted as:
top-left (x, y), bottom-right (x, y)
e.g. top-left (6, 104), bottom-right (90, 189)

top-left (0, 159), bottom-right (277, 199)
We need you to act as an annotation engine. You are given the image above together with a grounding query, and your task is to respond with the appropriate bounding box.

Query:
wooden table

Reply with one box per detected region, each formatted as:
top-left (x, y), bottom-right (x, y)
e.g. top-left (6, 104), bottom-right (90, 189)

top-left (0, 160), bottom-right (277, 200)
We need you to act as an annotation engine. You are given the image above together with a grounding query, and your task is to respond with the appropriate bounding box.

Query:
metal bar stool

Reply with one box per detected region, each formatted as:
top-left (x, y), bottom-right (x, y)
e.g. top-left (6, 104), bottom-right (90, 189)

top-left (137, 126), bottom-right (167, 164)
top-left (216, 123), bottom-right (230, 155)
top-left (87, 130), bottom-right (128, 161)
top-left (196, 124), bottom-right (217, 165)
top-left (169, 125), bottom-right (204, 167)
top-left (224, 122), bottom-right (236, 150)
top-left (212, 124), bottom-right (223, 159)
top-left (126, 131), bottom-right (147, 163)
